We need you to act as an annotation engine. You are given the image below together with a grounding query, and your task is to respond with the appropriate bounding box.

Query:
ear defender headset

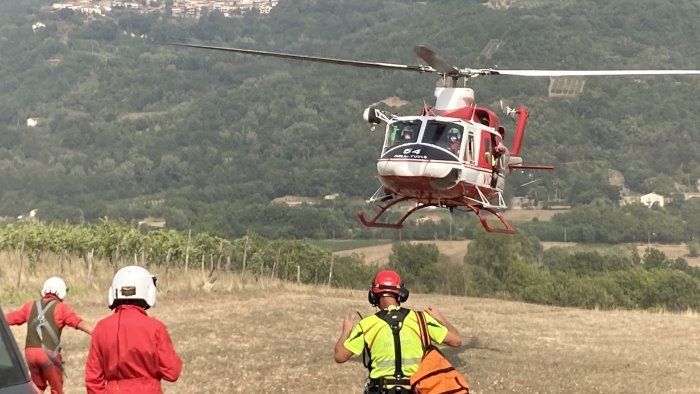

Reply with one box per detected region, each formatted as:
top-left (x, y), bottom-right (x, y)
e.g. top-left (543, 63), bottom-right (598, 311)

top-left (368, 270), bottom-right (409, 306)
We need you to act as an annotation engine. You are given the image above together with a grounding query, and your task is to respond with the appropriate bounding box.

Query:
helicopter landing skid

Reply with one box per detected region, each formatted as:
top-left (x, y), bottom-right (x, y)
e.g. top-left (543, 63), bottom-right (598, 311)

top-left (462, 202), bottom-right (516, 234)
top-left (358, 195), bottom-right (428, 229)
top-left (358, 186), bottom-right (516, 233)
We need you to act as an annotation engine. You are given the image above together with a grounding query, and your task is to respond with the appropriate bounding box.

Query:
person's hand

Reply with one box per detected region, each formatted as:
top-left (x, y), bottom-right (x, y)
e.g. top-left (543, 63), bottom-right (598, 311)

top-left (425, 306), bottom-right (446, 324)
top-left (341, 314), bottom-right (355, 333)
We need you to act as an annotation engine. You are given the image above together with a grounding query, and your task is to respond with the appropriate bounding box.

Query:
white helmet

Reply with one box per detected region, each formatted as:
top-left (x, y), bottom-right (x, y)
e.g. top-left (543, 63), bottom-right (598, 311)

top-left (41, 277), bottom-right (67, 300)
top-left (108, 266), bottom-right (157, 309)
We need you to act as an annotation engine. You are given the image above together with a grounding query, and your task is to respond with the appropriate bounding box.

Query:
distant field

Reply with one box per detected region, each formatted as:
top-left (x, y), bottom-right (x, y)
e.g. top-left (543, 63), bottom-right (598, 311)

top-left (502, 208), bottom-right (568, 222)
top-left (309, 238), bottom-right (391, 252)
top-left (4, 268), bottom-right (697, 393)
top-left (335, 240), bottom-right (700, 267)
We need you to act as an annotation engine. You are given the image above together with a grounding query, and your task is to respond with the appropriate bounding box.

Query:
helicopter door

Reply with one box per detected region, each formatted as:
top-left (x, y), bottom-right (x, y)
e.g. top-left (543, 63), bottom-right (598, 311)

top-left (480, 133), bottom-right (494, 169)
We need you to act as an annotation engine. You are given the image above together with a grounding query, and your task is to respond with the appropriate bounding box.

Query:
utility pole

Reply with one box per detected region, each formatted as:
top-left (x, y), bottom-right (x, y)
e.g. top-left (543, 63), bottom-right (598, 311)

top-left (449, 213), bottom-right (453, 241)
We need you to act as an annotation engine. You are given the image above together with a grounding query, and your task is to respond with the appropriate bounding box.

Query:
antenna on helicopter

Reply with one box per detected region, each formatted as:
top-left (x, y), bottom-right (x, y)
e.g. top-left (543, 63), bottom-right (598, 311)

top-left (519, 178), bottom-right (542, 188)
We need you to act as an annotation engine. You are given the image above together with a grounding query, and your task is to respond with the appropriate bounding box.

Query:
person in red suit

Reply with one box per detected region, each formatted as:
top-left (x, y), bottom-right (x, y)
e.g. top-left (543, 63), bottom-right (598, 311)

top-left (85, 266), bottom-right (182, 394)
top-left (5, 276), bottom-right (93, 394)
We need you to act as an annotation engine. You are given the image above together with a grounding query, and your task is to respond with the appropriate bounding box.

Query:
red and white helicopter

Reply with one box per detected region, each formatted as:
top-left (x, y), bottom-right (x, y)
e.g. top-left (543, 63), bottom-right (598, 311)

top-left (176, 43), bottom-right (700, 233)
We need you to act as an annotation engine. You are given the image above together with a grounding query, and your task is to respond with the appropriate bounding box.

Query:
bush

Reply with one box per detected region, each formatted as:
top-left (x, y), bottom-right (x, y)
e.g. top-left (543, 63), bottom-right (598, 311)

top-left (465, 264), bottom-right (503, 297)
top-left (641, 269), bottom-right (700, 311)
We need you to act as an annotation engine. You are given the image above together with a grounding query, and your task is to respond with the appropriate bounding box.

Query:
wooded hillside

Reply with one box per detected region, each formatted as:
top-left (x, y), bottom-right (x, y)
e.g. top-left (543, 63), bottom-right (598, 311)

top-left (0, 0), bottom-right (699, 238)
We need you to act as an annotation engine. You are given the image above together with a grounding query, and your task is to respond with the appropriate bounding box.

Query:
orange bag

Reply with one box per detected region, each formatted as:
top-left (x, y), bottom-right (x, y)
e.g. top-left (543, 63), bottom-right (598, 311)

top-left (410, 312), bottom-right (469, 394)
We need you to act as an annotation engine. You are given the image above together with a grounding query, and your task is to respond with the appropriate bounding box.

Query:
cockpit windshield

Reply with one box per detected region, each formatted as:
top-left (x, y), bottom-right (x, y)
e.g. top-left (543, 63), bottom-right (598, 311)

top-left (423, 120), bottom-right (464, 155)
top-left (385, 120), bottom-right (422, 148)
top-left (380, 118), bottom-right (472, 162)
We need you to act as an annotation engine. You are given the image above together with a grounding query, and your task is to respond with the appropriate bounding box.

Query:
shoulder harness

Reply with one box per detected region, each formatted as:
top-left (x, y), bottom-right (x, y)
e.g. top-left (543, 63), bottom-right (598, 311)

top-left (370, 307), bottom-right (411, 381)
top-left (28, 299), bottom-right (65, 375)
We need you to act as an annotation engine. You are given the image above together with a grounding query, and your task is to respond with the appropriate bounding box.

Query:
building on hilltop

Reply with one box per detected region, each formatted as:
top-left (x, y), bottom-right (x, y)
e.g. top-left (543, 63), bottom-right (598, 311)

top-left (171, 0), bottom-right (278, 18)
top-left (271, 195), bottom-right (316, 207)
top-left (55, 0), bottom-right (278, 18)
top-left (640, 192), bottom-right (665, 208)
top-left (621, 192), bottom-right (668, 208)
top-left (53, 2), bottom-right (104, 14)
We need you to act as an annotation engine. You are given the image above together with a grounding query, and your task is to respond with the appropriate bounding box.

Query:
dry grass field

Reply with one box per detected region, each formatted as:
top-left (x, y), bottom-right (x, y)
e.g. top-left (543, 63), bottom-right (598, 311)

top-left (2, 260), bottom-right (699, 394)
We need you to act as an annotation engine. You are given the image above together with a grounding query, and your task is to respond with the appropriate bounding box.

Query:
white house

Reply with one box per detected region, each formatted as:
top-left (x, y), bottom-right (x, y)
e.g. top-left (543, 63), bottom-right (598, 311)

top-left (415, 215), bottom-right (442, 225)
top-left (640, 192), bottom-right (665, 208)
top-left (26, 117), bottom-right (39, 127)
top-left (32, 22), bottom-right (46, 32)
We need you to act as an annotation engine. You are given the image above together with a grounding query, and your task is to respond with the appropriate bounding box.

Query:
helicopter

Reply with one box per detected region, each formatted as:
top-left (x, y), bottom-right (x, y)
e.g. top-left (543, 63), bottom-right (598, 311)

top-left (174, 43), bottom-right (700, 234)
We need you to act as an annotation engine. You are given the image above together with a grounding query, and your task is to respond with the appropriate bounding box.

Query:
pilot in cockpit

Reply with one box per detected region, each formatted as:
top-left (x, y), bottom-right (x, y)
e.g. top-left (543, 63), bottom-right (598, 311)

top-left (399, 125), bottom-right (416, 141)
top-left (448, 127), bottom-right (462, 154)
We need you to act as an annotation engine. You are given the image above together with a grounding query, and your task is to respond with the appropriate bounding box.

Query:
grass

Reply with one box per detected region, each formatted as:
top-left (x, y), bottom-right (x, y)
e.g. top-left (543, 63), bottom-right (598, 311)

top-left (1, 256), bottom-right (699, 393)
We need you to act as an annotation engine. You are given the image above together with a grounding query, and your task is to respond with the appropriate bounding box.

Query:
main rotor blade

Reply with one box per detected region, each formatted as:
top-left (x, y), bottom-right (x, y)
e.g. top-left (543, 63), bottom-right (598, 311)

top-left (414, 46), bottom-right (459, 75)
top-left (486, 69), bottom-right (700, 77)
top-left (172, 43), bottom-right (436, 74)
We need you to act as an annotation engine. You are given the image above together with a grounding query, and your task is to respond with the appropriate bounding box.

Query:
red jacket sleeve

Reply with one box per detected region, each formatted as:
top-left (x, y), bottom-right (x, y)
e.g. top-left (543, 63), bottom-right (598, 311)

top-left (5, 302), bottom-right (32, 326)
top-left (157, 324), bottom-right (182, 382)
top-left (54, 302), bottom-right (83, 329)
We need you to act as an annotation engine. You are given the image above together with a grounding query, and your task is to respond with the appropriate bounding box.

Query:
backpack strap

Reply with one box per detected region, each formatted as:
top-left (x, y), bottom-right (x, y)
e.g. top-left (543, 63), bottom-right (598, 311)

top-left (29, 299), bottom-right (65, 375)
top-left (415, 311), bottom-right (431, 351)
top-left (375, 307), bottom-right (410, 380)
top-left (360, 322), bottom-right (373, 373)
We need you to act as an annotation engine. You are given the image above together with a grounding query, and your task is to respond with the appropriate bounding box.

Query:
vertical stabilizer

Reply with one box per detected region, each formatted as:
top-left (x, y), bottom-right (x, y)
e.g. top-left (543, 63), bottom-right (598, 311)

top-left (510, 107), bottom-right (528, 156)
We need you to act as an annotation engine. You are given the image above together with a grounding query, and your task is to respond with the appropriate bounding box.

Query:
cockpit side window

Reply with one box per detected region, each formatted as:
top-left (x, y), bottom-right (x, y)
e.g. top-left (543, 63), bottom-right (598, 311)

top-left (466, 132), bottom-right (475, 164)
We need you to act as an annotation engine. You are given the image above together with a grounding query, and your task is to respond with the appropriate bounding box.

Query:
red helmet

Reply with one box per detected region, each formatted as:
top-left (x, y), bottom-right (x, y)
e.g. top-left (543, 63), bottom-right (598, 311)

top-left (368, 270), bottom-right (409, 305)
top-left (371, 270), bottom-right (402, 295)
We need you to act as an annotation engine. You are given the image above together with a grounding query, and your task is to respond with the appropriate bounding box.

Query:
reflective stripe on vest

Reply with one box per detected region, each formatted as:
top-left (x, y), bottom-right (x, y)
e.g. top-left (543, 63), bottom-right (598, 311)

top-left (375, 357), bottom-right (422, 369)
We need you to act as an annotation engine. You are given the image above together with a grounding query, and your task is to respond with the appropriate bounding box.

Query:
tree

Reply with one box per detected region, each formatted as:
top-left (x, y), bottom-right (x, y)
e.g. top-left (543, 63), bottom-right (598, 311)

top-left (465, 229), bottom-right (536, 282)
top-left (388, 242), bottom-right (440, 293)
top-left (643, 248), bottom-right (669, 270)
